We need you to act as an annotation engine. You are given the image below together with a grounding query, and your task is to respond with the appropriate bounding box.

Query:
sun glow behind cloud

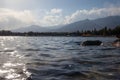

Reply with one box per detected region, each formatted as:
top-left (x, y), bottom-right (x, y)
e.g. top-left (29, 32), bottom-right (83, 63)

top-left (0, 8), bottom-right (36, 30)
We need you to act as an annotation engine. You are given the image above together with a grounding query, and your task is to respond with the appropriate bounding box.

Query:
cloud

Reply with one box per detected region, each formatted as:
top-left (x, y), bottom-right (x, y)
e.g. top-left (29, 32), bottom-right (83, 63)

top-left (64, 6), bottom-right (120, 24)
top-left (39, 15), bottom-right (63, 26)
top-left (0, 8), bottom-right (64, 30)
top-left (0, 8), bottom-right (36, 30)
top-left (0, 6), bottom-right (120, 30)
top-left (38, 8), bottom-right (64, 26)
top-left (50, 8), bottom-right (62, 14)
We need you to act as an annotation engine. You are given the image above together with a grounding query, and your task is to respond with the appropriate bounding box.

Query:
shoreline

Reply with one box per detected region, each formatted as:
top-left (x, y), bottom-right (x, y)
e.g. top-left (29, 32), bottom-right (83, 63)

top-left (0, 35), bottom-right (117, 37)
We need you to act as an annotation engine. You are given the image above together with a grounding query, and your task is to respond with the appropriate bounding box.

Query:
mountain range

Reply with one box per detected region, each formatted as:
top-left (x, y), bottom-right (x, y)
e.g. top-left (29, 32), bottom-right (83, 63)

top-left (13, 16), bottom-right (120, 32)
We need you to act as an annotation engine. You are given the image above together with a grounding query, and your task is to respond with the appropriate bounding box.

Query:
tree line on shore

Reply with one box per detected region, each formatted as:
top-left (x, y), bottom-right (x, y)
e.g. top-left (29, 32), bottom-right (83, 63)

top-left (0, 25), bottom-right (119, 36)
top-left (82, 25), bottom-right (120, 36)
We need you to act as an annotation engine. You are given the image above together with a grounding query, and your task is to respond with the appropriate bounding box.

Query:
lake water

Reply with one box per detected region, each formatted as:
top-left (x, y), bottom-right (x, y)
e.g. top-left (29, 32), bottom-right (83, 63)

top-left (0, 36), bottom-right (120, 80)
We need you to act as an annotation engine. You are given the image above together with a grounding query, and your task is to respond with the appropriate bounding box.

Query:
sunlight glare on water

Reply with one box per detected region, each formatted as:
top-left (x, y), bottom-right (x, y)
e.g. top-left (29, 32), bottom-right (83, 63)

top-left (0, 36), bottom-right (31, 80)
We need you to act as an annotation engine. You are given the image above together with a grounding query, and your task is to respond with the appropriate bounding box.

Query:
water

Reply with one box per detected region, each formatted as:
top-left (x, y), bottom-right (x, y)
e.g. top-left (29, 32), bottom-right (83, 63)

top-left (0, 36), bottom-right (120, 80)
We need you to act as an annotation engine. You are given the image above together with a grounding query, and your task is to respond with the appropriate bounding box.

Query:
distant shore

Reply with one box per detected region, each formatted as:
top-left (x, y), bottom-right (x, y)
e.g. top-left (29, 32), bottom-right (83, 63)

top-left (0, 25), bottom-right (119, 37)
top-left (0, 32), bottom-right (117, 37)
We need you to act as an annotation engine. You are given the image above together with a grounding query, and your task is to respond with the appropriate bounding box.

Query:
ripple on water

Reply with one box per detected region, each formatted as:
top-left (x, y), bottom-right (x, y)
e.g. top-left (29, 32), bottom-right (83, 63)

top-left (0, 49), bottom-right (31, 80)
top-left (25, 48), bottom-right (41, 51)
top-left (0, 62), bottom-right (31, 80)
top-left (0, 37), bottom-right (120, 80)
top-left (39, 53), bottom-right (54, 58)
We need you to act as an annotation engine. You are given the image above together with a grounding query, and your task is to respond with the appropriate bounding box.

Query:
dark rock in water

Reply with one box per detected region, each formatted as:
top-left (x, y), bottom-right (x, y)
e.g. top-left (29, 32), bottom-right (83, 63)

top-left (82, 40), bottom-right (102, 46)
top-left (112, 39), bottom-right (120, 47)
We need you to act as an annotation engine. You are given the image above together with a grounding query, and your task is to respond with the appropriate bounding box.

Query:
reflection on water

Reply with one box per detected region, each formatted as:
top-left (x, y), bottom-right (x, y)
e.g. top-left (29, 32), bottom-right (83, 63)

top-left (0, 37), bottom-right (31, 80)
top-left (0, 36), bottom-right (120, 80)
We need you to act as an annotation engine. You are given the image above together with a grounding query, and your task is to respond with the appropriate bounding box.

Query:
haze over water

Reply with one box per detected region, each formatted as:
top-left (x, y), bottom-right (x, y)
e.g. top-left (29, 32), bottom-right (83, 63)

top-left (0, 36), bottom-right (120, 80)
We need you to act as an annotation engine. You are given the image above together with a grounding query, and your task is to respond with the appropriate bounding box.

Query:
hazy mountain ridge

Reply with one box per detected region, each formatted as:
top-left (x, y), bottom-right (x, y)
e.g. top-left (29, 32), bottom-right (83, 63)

top-left (13, 25), bottom-right (51, 32)
top-left (55, 16), bottom-right (120, 32)
top-left (92, 16), bottom-right (120, 29)
top-left (53, 19), bottom-right (102, 32)
top-left (13, 16), bottom-right (120, 32)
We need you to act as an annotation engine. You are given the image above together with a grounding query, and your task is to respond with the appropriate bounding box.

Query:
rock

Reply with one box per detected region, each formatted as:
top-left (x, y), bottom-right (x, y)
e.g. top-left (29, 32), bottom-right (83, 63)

top-left (112, 39), bottom-right (120, 47)
top-left (82, 40), bottom-right (102, 46)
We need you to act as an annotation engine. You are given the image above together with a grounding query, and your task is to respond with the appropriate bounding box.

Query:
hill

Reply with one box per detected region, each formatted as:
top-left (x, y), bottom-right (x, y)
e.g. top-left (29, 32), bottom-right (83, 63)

top-left (13, 16), bottom-right (120, 32)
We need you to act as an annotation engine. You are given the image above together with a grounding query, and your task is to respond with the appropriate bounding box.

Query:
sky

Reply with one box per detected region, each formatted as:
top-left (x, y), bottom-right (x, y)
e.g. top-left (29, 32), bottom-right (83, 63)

top-left (0, 0), bottom-right (120, 30)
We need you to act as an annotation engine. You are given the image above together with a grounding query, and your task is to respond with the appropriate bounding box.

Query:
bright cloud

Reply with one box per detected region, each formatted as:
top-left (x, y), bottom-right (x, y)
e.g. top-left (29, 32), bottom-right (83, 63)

top-left (50, 8), bottom-right (62, 14)
top-left (0, 8), bottom-right (35, 30)
top-left (0, 8), bottom-right (64, 30)
top-left (38, 8), bottom-right (64, 26)
top-left (64, 6), bottom-right (120, 24)
top-left (39, 15), bottom-right (63, 26)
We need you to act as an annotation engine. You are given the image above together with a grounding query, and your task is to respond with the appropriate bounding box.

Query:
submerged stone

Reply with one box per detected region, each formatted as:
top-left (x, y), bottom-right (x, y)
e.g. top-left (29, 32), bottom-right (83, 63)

top-left (82, 40), bottom-right (102, 46)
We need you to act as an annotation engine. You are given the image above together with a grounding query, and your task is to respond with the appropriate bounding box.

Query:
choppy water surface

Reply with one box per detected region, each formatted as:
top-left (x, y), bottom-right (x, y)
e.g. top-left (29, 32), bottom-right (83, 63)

top-left (0, 36), bottom-right (120, 80)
